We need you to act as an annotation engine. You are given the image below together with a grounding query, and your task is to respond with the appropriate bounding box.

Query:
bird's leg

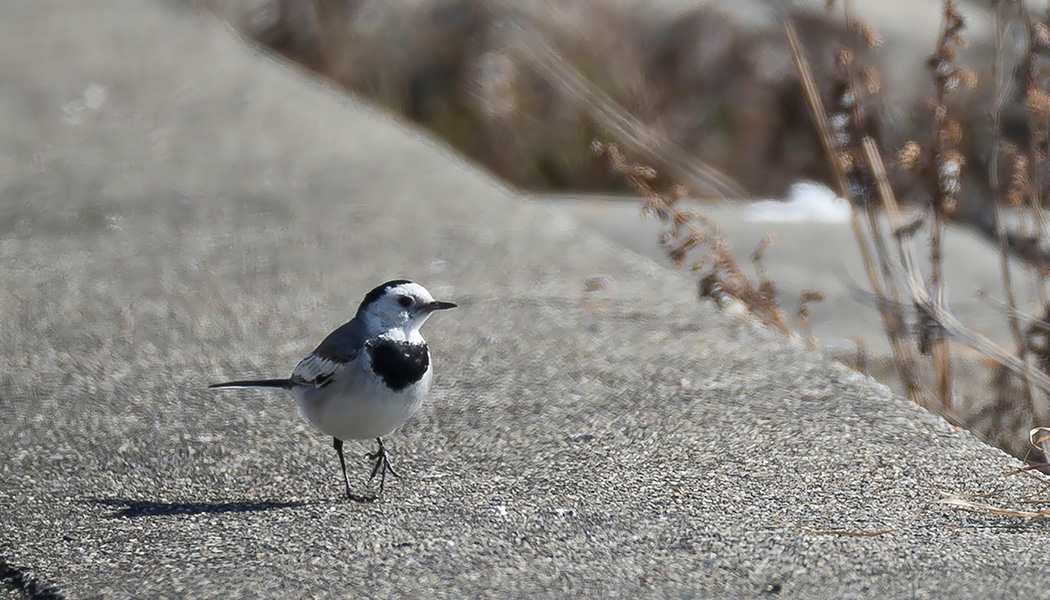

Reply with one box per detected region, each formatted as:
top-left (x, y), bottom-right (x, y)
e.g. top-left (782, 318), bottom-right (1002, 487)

top-left (366, 437), bottom-right (402, 495)
top-left (334, 437), bottom-right (373, 503)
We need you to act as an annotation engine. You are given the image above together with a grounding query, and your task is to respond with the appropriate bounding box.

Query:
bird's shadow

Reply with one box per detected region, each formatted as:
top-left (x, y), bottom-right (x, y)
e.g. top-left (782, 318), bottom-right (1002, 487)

top-left (87, 497), bottom-right (314, 519)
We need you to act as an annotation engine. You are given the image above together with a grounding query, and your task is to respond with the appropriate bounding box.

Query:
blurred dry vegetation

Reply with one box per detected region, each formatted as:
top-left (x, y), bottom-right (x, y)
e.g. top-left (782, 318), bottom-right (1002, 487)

top-left (210, 0), bottom-right (859, 193)
top-left (203, 0), bottom-right (1050, 469)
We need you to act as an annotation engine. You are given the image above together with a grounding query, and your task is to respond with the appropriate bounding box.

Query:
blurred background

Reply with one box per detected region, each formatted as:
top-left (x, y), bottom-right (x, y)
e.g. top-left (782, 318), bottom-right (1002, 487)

top-left (205, 0), bottom-right (1008, 201)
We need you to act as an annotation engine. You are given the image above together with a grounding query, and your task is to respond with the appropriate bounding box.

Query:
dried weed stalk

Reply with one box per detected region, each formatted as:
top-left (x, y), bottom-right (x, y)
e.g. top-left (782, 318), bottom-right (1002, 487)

top-left (863, 137), bottom-right (1050, 413)
top-left (933, 428), bottom-right (1050, 521)
top-left (919, 0), bottom-right (975, 410)
top-left (789, 0), bottom-right (1050, 444)
top-left (595, 142), bottom-right (798, 335)
top-left (785, 17), bottom-right (926, 405)
top-left (796, 290), bottom-right (826, 350)
top-left (971, 2), bottom-right (1050, 438)
top-left (988, 0), bottom-right (1038, 429)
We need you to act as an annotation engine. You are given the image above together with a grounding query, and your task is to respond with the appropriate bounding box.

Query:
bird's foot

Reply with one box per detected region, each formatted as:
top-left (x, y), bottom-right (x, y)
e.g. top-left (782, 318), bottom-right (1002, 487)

top-left (366, 439), bottom-right (402, 494)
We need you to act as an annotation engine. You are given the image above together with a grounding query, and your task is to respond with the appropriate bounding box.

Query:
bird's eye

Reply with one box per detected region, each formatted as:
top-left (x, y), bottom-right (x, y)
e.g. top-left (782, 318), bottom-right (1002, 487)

top-left (397, 296), bottom-right (413, 308)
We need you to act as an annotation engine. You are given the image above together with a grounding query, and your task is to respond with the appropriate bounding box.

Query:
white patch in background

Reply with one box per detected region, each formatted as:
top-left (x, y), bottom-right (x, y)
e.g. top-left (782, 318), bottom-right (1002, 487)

top-left (60, 83), bottom-right (108, 125)
top-left (743, 181), bottom-right (852, 224)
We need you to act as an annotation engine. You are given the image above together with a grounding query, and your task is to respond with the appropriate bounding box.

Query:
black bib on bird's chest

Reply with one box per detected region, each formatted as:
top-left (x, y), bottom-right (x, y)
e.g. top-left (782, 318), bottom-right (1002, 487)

top-left (367, 339), bottom-right (430, 391)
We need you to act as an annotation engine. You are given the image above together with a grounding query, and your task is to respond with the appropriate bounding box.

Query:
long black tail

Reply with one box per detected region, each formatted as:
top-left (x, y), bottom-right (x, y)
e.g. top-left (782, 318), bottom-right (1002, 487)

top-left (208, 379), bottom-right (293, 390)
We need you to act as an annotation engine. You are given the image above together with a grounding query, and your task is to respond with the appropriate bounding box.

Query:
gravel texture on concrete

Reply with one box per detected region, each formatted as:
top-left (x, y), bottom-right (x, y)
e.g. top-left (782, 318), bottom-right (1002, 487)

top-left (2, 1), bottom-right (1050, 599)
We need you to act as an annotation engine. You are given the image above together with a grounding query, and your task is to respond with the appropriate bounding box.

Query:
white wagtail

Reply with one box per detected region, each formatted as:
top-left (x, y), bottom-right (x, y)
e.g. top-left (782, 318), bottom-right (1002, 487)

top-left (209, 280), bottom-right (456, 502)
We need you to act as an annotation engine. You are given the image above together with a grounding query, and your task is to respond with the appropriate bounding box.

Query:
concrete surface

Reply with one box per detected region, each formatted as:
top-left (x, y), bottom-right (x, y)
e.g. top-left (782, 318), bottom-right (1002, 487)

top-left (3, 1), bottom-right (1050, 599)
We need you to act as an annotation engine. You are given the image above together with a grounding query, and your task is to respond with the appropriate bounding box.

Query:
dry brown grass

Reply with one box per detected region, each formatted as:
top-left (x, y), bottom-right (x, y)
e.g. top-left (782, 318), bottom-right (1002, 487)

top-left (594, 141), bottom-right (818, 338)
top-left (784, 0), bottom-right (1050, 469)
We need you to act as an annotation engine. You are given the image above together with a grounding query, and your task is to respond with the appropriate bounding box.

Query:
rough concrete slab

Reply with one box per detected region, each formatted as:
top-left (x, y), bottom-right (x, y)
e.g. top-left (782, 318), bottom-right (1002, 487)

top-left (2, 1), bottom-right (1049, 599)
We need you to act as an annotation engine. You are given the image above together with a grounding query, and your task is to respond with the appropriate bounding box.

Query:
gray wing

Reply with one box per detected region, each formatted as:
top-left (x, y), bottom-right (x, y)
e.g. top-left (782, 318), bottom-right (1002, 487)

top-left (290, 317), bottom-right (367, 388)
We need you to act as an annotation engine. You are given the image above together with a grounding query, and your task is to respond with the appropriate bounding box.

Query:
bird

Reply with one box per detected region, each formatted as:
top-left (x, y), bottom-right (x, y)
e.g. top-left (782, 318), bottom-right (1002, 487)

top-left (209, 280), bottom-right (457, 502)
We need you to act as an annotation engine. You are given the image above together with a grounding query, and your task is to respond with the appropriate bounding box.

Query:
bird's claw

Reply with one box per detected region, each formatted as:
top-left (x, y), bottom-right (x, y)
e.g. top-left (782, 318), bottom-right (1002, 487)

top-left (366, 441), bottom-right (402, 494)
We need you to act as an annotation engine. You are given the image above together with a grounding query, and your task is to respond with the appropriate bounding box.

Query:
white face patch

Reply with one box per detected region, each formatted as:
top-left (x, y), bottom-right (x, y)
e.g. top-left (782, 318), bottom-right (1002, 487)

top-left (359, 282), bottom-right (438, 338)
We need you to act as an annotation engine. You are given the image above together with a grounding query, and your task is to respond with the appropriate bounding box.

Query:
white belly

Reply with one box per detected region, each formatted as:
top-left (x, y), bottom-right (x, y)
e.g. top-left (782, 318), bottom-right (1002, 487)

top-left (294, 366), bottom-right (432, 440)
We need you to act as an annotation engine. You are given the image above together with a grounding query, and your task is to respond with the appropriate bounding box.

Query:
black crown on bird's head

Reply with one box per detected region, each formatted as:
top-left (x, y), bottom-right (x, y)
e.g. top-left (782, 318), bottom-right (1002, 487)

top-left (356, 280), bottom-right (415, 315)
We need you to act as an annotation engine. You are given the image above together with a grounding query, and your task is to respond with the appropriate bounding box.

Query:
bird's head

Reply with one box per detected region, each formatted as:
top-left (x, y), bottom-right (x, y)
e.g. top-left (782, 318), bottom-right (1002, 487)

top-left (356, 280), bottom-right (457, 339)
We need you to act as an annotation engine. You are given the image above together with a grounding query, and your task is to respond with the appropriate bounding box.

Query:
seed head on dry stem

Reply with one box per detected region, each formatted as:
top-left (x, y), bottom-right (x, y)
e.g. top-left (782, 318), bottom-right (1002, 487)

top-left (1004, 144), bottom-right (1031, 207)
top-left (859, 67), bottom-right (881, 94)
top-left (898, 141), bottom-right (923, 171)
top-left (594, 141), bottom-right (803, 335)
top-left (926, 0), bottom-right (972, 219)
top-left (796, 290), bottom-right (826, 350)
top-left (822, 11), bottom-right (886, 210)
top-left (854, 21), bottom-right (882, 49)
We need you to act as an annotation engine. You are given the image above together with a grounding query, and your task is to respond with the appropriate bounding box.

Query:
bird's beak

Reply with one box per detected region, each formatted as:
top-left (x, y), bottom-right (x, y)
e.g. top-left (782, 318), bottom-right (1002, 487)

top-left (423, 300), bottom-right (457, 312)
